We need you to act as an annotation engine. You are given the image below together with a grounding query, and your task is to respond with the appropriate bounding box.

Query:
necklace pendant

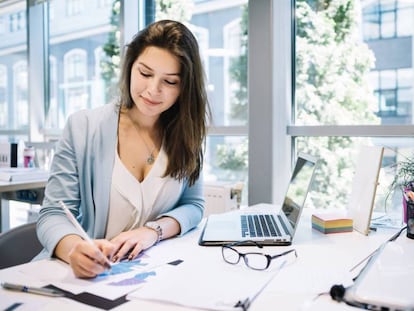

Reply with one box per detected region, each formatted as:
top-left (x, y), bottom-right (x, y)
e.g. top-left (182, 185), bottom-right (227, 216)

top-left (147, 153), bottom-right (155, 165)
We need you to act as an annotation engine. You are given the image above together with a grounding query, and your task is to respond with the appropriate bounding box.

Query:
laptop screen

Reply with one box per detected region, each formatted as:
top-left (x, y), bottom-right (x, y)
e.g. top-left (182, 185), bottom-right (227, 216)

top-left (281, 154), bottom-right (317, 229)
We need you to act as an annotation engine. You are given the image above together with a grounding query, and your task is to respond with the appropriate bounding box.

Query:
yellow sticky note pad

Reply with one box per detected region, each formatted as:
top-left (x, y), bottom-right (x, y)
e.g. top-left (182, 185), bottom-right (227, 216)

top-left (312, 212), bottom-right (353, 234)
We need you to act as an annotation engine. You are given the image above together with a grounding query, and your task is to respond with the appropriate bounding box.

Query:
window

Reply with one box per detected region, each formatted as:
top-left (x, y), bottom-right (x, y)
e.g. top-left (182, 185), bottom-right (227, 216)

top-left (66, 0), bottom-right (83, 17)
top-left (47, 56), bottom-right (59, 129)
top-left (0, 65), bottom-right (7, 127)
top-left (12, 61), bottom-right (28, 129)
top-left (0, 0), bottom-right (28, 141)
top-left (362, 0), bottom-right (414, 40)
top-left (0, 16), bottom-right (6, 34)
top-left (373, 68), bottom-right (412, 118)
top-left (154, 1), bottom-right (249, 202)
top-left (65, 50), bottom-right (86, 81)
top-left (47, 0), bottom-right (115, 129)
top-left (9, 11), bottom-right (26, 33)
top-left (63, 50), bottom-right (88, 116)
top-left (98, 0), bottom-right (112, 8)
top-left (291, 0), bottom-right (414, 221)
top-left (224, 18), bottom-right (246, 126)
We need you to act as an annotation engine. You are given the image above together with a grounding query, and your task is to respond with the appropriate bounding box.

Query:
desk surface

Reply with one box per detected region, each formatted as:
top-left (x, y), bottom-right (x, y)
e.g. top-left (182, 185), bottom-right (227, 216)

top-left (0, 208), bottom-right (407, 311)
top-left (0, 178), bottom-right (48, 232)
top-left (0, 179), bottom-right (47, 192)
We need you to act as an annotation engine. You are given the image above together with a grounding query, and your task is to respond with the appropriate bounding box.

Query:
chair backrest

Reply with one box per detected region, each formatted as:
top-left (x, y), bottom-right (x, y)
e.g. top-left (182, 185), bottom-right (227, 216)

top-left (0, 222), bottom-right (43, 269)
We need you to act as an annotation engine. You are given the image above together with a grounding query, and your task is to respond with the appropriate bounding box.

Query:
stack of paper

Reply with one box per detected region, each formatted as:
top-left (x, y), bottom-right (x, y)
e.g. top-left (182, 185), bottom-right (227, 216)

top-left (312, 212), bottom-right (353, 234)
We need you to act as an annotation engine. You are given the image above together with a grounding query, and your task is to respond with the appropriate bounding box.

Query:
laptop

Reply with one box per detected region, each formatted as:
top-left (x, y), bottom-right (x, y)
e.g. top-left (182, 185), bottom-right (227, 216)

top-left (199, 153), bottom-right (318, 246)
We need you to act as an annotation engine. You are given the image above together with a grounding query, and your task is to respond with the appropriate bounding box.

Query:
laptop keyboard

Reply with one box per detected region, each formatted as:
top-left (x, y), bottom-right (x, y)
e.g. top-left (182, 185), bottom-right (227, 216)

top-left (241, 214), bottom-right (288, 238)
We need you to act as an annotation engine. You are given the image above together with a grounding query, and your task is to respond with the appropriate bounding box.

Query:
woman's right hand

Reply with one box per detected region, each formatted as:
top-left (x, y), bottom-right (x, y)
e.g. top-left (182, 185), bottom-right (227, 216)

top-left (55, 235), bottom-right (115, 278)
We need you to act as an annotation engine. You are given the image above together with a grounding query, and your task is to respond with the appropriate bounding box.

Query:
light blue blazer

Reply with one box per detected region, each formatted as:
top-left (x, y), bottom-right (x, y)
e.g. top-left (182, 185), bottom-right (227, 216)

top-left (36, 103), bottom-right (204, 259)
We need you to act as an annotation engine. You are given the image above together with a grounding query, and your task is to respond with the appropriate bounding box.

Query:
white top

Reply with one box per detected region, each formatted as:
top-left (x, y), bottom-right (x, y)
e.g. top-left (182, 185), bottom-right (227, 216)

top-left (105, 145), bottom-right (183, 239)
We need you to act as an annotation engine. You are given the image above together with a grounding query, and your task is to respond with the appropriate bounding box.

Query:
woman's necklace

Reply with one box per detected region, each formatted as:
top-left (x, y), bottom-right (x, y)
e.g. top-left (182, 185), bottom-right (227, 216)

top-left (127, 112), bottom-right (156, 165)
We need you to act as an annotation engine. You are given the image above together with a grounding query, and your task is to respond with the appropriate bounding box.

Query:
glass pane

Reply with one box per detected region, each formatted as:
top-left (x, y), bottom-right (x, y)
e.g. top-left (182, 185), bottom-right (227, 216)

top-left (396, 6), bottom-right (413, 37)
top-left (398, 68), bottom-right (412, 88)
top-left (368, 71), bottom-right (379, 90)
top-left (205, 135), bottom-right (248, 204)
top-left (296, 136), bottom-right (407, 227)
top-left (398, 0), bottom-right (414, 9)
top-left (192, 4), bottom-right (248, 127)
top-left (0, 0), bottom-right (28, 140)
top-left (397, 88), bottom-right (411, 116)
top-left (380, 11), bottom-right (395, 38)
top-left (46, 0), bottom-right (115, 130)
top-left (154, 0), bottom-right (249, 201)
top-left (362, 3), bottom-right (380, 40)
top-left (296, 0), bottom-right (413, 126)
top-left (378, 89), bottom-right (397, 115)
top-left (154, 1), bottom-right (248, 127)
top-left (380, 70), bottom-right (396, 88)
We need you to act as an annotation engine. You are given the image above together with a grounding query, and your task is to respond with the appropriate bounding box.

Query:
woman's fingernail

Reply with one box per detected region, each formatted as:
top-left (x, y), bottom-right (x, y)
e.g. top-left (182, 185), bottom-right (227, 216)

top-left (112, 256), bottom-right (118, 262)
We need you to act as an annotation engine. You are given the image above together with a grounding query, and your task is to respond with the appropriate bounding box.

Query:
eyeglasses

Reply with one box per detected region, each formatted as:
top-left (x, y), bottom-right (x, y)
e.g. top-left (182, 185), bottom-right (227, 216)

top-left (222, 240), bottom-right (297, 270)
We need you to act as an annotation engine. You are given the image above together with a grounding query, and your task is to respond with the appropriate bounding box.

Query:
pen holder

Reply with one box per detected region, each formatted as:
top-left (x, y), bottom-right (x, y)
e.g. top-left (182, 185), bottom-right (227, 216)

top-left (406, 199), bottom-right (414, 239)
top-left (403, 196), bottom-right (408, 224)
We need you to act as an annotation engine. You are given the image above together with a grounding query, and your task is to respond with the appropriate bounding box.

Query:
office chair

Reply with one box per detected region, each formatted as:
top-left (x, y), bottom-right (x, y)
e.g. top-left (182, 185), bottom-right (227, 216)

top-left (0, 222), bottom-right (43, 269)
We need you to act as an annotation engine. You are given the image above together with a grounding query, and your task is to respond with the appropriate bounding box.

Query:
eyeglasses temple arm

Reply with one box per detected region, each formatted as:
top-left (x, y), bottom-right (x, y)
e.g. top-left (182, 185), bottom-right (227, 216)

top-left (270, 249), bottom-right (297, 260)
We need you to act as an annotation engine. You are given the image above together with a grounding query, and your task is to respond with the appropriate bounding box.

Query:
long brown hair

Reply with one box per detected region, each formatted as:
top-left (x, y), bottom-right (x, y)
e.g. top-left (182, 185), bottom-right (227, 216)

top-left (118, 20), bottom-right (210, 186)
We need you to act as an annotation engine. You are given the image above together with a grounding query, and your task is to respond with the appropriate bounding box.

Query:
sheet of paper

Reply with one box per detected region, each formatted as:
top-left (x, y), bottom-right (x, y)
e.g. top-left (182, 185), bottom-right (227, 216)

top-left (0, 296), bottom-right (46, 311)
top-left (128, 250), bottom-right (284, 310)
top-left (17, 253), bottom-right (180, 300)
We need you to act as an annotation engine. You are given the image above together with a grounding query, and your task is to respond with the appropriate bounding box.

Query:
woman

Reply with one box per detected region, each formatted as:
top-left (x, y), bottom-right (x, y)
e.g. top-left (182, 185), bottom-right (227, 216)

top-left (36, 20), bottom-right (210, 278)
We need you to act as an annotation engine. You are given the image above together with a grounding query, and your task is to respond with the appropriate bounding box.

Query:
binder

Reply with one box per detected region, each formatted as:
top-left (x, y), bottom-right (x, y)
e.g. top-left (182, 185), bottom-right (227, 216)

top-left (0, 143), bottom-right (18, 168)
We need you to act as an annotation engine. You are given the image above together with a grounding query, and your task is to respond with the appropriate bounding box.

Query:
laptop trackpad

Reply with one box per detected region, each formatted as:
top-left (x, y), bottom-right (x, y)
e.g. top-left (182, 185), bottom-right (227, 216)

top-left (202, 215), bottom-right (241, 240)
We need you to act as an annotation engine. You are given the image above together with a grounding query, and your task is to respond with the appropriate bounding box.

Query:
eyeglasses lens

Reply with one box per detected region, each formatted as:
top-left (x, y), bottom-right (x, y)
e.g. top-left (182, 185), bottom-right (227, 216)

top-left (244, 253), bottom-right (268, 270)
top-left (222, 247), bottom-right (240, 264)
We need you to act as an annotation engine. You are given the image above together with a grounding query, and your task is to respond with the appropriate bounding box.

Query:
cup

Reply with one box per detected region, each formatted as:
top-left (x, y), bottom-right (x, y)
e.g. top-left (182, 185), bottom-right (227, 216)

top-left (23, 146), bottom-right (35, 168)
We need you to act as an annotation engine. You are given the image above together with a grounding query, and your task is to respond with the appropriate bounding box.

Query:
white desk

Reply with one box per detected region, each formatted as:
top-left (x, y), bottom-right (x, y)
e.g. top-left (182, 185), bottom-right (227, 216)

top-left (0, 179), bottom-right (47, 232)
top-left (0, 209), bottom-right (406, 311)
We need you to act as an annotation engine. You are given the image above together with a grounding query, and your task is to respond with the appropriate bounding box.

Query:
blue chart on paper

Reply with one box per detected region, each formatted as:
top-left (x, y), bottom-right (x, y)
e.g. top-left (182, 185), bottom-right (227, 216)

top-left (105, 258), bottom-right (156, 286)
top-left (93, 256), bottom-right (150, 283)
top-left (94, 256), bottom-right (183, 287)
top-left (110, 259), bottom-right (148, 275)
top-left (109, 271), bottom-right (157, 286)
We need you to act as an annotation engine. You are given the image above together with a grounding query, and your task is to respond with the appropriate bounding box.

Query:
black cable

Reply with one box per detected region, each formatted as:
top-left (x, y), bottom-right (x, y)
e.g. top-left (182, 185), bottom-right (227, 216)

top-left (388, 225), bottom-right (407, 241)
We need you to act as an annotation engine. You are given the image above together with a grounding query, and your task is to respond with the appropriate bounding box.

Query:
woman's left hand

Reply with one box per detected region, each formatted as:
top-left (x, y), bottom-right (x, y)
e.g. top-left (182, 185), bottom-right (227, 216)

top-left (110, 227), bottom-right (159, 262)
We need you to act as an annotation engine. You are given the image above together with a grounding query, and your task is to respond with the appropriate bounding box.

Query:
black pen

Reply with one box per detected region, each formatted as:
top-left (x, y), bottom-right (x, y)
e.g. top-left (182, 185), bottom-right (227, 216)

top-left (1, 282), bottom-right (65, 297)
